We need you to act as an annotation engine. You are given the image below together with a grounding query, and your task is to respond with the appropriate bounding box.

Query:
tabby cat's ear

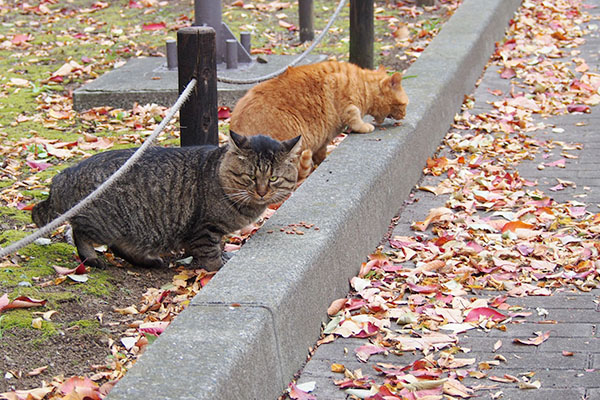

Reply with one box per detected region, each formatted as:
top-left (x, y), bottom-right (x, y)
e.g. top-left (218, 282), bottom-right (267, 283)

top-left (228, 130), bottom-right (249, 151)
top-left (282, 135), bottom-right (303, 158)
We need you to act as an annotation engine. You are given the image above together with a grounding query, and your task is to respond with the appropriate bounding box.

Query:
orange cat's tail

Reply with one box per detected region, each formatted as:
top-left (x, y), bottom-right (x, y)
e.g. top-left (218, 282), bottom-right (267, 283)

top-left (297, 149), bottom-right (313, 182)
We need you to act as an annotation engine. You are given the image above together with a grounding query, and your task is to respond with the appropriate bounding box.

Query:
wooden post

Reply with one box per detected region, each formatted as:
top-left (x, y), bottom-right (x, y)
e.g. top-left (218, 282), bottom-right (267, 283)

top-left (349, 0), bottom-right (374, 69)
top-left (299, 0), bottom-right (314, 43)
top-left (177, 27), bottom-right (218, 147)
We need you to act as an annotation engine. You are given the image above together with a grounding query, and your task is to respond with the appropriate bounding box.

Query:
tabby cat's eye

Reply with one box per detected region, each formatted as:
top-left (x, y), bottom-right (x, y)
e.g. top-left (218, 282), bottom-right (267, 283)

top-left (269, 176), bottom-right (278, 182)
top-left (249, 175), bottom-right (256, 181)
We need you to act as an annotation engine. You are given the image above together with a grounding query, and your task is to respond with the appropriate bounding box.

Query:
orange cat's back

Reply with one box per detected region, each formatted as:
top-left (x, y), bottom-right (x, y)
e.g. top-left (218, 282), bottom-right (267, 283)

top-left (231, 61), bottom-right (344, 148)
top-left (231, 60), bottom-right (408, 174)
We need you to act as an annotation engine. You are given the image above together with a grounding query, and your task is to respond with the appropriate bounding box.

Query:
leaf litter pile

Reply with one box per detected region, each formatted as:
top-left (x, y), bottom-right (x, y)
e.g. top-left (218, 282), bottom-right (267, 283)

top-left (0, 0), bottom-right (461, 398)
top-left (289, 0), bottom-right (600, 399)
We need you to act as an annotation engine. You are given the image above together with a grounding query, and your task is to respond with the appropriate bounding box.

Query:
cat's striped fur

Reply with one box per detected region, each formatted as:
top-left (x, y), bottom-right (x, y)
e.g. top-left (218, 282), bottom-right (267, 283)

top-left (230, 60), bottom-right (409, 179)
top-left (32, 132), bottom-right (301, 270)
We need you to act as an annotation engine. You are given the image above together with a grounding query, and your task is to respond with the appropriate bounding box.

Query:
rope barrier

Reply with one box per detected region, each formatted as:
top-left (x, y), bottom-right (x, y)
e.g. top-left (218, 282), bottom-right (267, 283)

top-left (216, 0), bottom-right (349, 85)
top-left (0, 78), bottom-right (198, 259)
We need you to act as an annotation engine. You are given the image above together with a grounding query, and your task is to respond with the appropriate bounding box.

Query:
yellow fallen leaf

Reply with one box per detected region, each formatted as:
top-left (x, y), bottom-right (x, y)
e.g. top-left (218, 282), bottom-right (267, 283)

top-left (113, 305), bottom-right (138, 315)
top-left (9, 77), bottom-right (30, 87)
top-left (518, 380), bottom-right (541, 389)
top-left (331, 363), bottom-right (345, 373)
top-left (31, 317), bottom-right (43, 329)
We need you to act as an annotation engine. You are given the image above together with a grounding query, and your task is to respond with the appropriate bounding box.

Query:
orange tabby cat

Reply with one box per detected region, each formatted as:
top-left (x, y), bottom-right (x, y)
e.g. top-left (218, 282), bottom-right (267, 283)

top-left (230, 60), bottom-right (409, 178)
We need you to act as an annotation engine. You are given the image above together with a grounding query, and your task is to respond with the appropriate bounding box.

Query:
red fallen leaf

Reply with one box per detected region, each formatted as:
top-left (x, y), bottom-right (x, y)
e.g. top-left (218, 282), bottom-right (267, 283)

top-left (407, 282), bottom-right (438, 294)
top-left (500, 67), bottom-right (516, 79)
top-left (567, 104), bottom-right (590, 113)
top-left (231, 0), bottom-right (244, 6)
top-left (562, 351), bottom-right (574, 356)
top-left (487, 88), bottom-right (503, 96)
top-left (12, 33), bottom-right (33, 44)
top-left (139, 321), bottom-right (169, 336)
top-left (250, 47), bottom-right (273, 55)
top-left (49, 75), bottom-right (63, 83)
top-left (465, 307), bottom-right (507, 322)
top-left (17, 202), bottom-right (35, 210)
top-left (501, 220), bottom-right (534, 233)
top-left (490, 295), bottom-right (508, 308)
top-left (0, 294), bottom-right (47, 313)
top-left (60, 376), bottom-right (99, 395)
top-left (199, 274), bottom-right (213, 287)
top-left (288, 383), bottom-right (316, 400)
top-left (128, 0), bottom-right (143, 8)
top-left (143, 22), bottom-right (167, 31)
top-left (513, 331), bottom-right (550, 346)
top-left (53, 263), bottom-right (87, 276)
top-left (26, 160), bottom-right (52, 171)
top-left (218, 106), bottom-right (231, 119)
top-left (544, 158), bottom-right (566, 168)
top-left (355, 344), bottom-right (386, 362)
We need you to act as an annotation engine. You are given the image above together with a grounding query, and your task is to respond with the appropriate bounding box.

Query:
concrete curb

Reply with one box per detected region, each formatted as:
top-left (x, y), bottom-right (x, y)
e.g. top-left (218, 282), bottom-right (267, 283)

top-left (105, 0), bottom-right (522, 399)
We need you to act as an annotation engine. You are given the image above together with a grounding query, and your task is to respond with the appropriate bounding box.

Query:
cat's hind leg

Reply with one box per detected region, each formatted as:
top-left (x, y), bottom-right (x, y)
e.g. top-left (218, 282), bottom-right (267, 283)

top-left (312, 145), bottom-right (328, 165)
top-left (72, 229), bottom-right (105, 269)
top-left (109, 243), bottom-right (166, 268)
top-left (342, 105), bottom-right (375, 133)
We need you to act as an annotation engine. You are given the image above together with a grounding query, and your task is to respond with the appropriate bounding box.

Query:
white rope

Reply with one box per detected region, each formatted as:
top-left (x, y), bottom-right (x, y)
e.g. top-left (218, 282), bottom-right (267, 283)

top-left (216, 0), bottom-right (349, 84)
top-left (0, 78), bottom-right (198, 259)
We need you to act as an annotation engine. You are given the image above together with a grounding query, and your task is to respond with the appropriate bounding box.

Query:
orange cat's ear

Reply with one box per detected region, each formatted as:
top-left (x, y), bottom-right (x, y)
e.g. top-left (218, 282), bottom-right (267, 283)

top-left (377, 65), bottom-right (386, 73)
top-left (389, 72), bottom-right (403, 89)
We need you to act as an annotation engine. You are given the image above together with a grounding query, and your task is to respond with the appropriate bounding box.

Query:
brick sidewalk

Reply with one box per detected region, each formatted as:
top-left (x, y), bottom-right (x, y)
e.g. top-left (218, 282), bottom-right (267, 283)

top-left (293, 1), bottom-right (600, 399)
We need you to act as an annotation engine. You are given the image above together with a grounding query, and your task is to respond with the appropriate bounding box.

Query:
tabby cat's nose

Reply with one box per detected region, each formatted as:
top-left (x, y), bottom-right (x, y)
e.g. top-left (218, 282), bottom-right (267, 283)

top-left (256, 186), bottom-right (268, 197)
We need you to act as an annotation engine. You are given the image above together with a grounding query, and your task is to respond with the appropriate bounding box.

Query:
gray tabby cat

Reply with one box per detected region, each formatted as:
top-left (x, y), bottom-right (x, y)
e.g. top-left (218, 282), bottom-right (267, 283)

top-left (32, 131), bottom-right (302, 270)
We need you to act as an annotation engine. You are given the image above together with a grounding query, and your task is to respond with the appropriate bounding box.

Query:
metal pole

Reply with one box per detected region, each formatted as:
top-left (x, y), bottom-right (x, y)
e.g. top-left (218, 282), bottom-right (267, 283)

top-left (226, 39), bottom-right (238, 69)
top-left (240, 32), bottom-right (251, 53)
top-left (177, 27), bottom-right (218, 147)
top-left (349, 0), bottom-right (373, 69)
top-left (194, 0), bottom-right (224, 63)
top-left (166, 39), bottom-right (178, 70)
top-left (299, 0), bottom-right (314, 43)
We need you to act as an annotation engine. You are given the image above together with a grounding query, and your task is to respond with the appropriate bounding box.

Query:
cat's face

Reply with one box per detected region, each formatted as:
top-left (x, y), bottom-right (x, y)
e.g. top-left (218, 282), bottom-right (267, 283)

top-left (219, 131), bottom-right (302, 207)
top-left (373, 72), bottom-right (409, 125)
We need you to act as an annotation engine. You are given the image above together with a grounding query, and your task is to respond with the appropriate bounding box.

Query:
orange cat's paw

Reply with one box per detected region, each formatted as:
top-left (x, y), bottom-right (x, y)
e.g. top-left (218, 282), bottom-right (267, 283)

top-left (354, 122), bottom-right (375, 133)
top-left (297, 149), bottom-right (313, 181)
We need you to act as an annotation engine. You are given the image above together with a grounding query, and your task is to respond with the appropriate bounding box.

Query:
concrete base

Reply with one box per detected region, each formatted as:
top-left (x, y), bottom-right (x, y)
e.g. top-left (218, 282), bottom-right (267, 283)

top-left (72, 54), bottom-right (327, 111)
top-left (105, 0), bottom-right (522, 399)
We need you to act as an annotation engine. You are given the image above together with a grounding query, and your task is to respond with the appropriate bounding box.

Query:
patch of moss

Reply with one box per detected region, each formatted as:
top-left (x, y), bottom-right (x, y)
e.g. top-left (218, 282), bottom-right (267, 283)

top-left (0, 207), bottom-right (31, 225)
top-left (0, 230), bottom-right (76, 288)
top-left (82, 268), bottom-right (114, 297)
top-left (0, 309), bottom-right (57, 339)
top-left (68, 319), bottom-right (101, 335)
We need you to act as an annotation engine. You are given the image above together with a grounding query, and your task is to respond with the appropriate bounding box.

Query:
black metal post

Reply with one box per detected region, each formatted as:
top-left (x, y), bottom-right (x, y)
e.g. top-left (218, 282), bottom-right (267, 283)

top-left (349, 0), bottom-right (374, 69)
top-left (299, 0), bottom-right (314, 43)
top-left (177, 27), bottom-right (218, 147)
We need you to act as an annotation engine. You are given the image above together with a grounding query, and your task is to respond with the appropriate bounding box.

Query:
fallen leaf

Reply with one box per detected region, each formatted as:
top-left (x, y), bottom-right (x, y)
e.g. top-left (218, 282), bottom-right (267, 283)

top-left (513, 331), bottom-right (550, 346)
top-left (288, 382), bottom-right (316, 400)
